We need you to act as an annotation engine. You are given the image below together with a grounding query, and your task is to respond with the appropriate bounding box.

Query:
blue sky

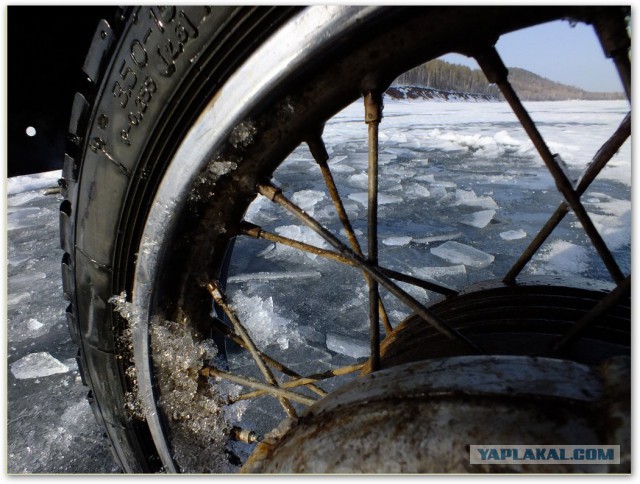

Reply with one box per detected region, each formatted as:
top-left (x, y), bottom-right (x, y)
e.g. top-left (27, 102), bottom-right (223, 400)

top-left (442, 19), bottom-right (625, 93)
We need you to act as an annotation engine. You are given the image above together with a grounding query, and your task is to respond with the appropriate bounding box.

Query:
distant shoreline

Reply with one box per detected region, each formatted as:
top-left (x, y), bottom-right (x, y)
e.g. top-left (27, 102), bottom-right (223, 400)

top-left (386, 85), bottom-right (625, 102)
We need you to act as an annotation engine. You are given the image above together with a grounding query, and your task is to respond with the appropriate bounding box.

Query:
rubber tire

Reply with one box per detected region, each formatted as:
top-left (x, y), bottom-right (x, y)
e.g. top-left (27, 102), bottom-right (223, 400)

top-left (59, 6), bottom-right (300, 472)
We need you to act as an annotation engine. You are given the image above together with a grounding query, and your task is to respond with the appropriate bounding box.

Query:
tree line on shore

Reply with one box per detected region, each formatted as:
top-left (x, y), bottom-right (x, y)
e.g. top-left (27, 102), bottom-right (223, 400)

top-left (392, 59), bottom-right (624, 101)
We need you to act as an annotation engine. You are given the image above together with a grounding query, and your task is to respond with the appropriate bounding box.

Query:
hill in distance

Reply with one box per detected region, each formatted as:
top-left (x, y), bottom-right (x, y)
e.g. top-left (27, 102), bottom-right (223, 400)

top-left (389, 59), bottom-right (624, 102)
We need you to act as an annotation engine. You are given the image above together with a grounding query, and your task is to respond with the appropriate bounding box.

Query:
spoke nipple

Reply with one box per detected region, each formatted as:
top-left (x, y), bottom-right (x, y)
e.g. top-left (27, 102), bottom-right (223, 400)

top-left (257, 182), bottom-right (281, 201)
top-left (206, 281), bottom-right (225, 304)
top-left (364, 91), bottom-right (383, 124)
top-left (230, 426), bottom-right (261, 444)
top-left (239, 221), bottom-right (261, 238)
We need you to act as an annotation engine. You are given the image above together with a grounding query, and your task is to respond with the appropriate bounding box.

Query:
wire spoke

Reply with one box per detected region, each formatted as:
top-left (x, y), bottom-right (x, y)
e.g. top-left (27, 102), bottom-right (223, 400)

top-left (365, 91), bottom-right (383, 371)
top-left (201, 367), bottom-right (318, 406)
top-left (257, 181), bottom-right (483, 353)
top-left (240, 221), bottom-right (457, 296)
top-left (504, 112), bottom-right (631, 283)
top-left (207, 314), bottom-right (328, 398)
top-left (235, 363), bottom-right (364, 401)
top-left (307, 129), bottom-right (393, 336)
top-left (206, 282), bottom-right (298, 418)
top-left (475, 46), bottom-right (625, 284)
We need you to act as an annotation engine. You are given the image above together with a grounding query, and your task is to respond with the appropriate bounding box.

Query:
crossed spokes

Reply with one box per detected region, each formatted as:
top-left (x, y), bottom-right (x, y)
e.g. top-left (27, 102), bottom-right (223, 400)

top-left (202, 18), bottom-right (630, 430)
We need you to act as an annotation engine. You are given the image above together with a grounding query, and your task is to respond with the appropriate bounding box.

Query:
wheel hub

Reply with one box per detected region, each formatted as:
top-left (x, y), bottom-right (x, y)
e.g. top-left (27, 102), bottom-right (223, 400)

top-left (242, 355), bottom-right (630, 473)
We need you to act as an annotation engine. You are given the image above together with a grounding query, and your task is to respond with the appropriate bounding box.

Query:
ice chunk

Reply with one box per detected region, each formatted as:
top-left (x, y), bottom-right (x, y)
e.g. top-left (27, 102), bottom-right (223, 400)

top-left (500, 229), bottom-right (527, 240)
top-left (428, 185), bottom-right (448, 200)
top-left (454, 189), bottom-right (498, 209)
top-left (348, 192), bottom-right (403, 206)
top-left (382, 236), bottom-right (412, 247)
top-left (297, 325), bottom-right (326, 345)
top-left (329, 155), bottom-right (348, 164)
top-left (413, 232), bottom-right (462, 245)
top-left (326, 332), bottom-right (369, 359)
top-left (207, 160), bottom-right (237, 178)
top-left (227, 271), bottom-right (321, 283)
top-left (347, 173), bottom-right (369, 188)
top-left (454, 189), bottom-right (477, 203)
top-left (7, 169), bottom-right (61, 195)
top-left (404, 184), bottom-right (430, 198)
top-left (430, 180), bottom-right (457, 188)
top-left (27, 318), bottom-right (43, 331)
top-left (431, 241), bottom-right (495, 268)
top-left (460, 210), bottom-right (495, 228)
top-left (494, 130), bottom-right (521, 146)
top-left (231, 292), bottom-right (300, 350)
top-left (330, 164), bottom-right (355, 173)
top-left (414, 174), bottom-right (436, 183)
top-left (7, 191), bottom-right (40, 207)
top-left (291, 190), bottom-right (326, 216)
top-left (263, 225), bottom-right (329, 260)
top-left (10, 352), bottom-right (69, 380)
top-left (413, 265), bottom-right (466, 279)
top-left (229, 121), bottom-right (256, 148)
top-left (7, 292), bottom-right (31, 306)
top-left (244, 194), bottom-right (275, 223)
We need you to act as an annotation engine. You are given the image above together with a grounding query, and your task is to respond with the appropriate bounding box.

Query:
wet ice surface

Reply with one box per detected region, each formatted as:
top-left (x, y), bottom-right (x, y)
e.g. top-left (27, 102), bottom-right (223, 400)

top-left (5, 100), bottom-right (630, 473)
top-left (6, 172), bottom-right (119, 474)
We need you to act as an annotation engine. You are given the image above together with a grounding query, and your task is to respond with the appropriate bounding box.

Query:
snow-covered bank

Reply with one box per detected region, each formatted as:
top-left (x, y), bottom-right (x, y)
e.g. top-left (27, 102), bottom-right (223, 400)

top-left (387, 85), bottom-right (498, 102)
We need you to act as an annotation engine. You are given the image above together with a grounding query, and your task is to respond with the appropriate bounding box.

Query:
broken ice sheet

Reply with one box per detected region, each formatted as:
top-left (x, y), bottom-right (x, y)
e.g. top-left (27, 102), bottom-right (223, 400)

top-left (348, 192), bottom-right (403, 206)
top-left (291, 189), bottom-right (326, 216)
top-left (230, 291), bottom-right (301, 350)
top-left (453, 189), bottom-right (499, 209)
top-left (326, 332), bottom-right (369, 359)
top-left (227, 271), bottom-right (321, 283)
top-left (11, 352), bottom-right (69, 380)
top-left (27, 318), bottom-right (43, 331)
top-left (413, 232), bottom-right (462, 245)
top-left (382, 236), bottom-right (412, 247)
top-left (431, 241), bottom-right (495, 268)
top-left (412, 264), bottom-right (466, 280)
top-left (460, 209), bottom-right (496, 228)
top-left (7, 292), bottom-right (31, 307)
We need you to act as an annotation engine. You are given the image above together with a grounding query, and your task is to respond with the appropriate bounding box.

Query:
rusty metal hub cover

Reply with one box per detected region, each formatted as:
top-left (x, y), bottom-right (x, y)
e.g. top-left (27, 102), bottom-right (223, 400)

top-left (242, 355), bottom-right (629, 473)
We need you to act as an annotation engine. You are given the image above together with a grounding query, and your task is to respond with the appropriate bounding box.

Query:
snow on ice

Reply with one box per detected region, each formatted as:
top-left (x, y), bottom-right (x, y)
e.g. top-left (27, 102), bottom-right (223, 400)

top-left (500, 229), bottom-right (527, 240)
top-left (532, 240), bottom-right (590, 275)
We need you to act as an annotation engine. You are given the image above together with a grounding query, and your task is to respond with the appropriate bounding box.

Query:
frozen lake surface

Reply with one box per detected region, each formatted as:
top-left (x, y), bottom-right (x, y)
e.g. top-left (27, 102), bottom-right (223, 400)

top-left (6, 99), bottom-right (630, 473)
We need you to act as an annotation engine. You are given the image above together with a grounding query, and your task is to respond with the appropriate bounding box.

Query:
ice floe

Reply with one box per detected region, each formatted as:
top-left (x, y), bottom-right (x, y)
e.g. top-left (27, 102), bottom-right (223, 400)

top-left (10, 352), bottom-right (70, 380)
top-left (431, 241), bottom-right (495, 268)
